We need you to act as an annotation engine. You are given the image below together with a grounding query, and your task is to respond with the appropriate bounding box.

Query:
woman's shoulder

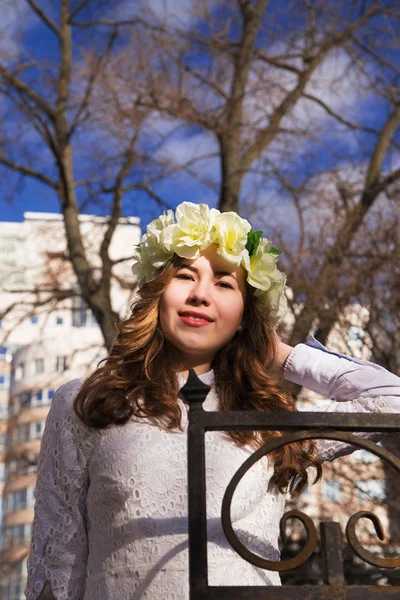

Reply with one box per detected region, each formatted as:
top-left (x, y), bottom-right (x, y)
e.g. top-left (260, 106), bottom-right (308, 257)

top-left (46, 378), bottom-right (99, 452)
top-left (52, 377), bottom-right (84, 407)
top-left (48, 377), bottom-right (86, 426)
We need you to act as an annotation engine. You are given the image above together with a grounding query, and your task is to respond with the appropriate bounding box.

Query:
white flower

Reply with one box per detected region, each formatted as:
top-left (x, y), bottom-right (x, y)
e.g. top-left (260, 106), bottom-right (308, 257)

top-left (131, 201), bottom-right (287, 325)
top-left (131, 244), bottom-right (157, 283)
top-left (241, 238), bottom-right (287, 325)
top-left (161, 202), bottom-right (219, 259)
top-left (242, 238), bottom-right (281, 292)
top-left (131, 210), bottom-right (175, 282)
top-left (212, 212), bottom-right (251, 266)
top-left (257, 273), bottom-right (288, 326)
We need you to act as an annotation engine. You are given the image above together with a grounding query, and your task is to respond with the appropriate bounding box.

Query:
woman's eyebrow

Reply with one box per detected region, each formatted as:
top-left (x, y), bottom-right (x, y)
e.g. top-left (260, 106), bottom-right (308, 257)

top-left (178, 264), bottom-right (236, 279)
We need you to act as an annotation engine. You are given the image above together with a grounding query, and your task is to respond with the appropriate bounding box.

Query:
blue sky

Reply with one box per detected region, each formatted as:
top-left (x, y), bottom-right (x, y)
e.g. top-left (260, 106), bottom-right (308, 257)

top-left (0, 0), bottom-right (399, 237)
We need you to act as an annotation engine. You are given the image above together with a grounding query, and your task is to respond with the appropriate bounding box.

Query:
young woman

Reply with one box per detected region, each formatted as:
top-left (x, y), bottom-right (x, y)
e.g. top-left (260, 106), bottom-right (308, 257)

top-left (25, 203), bottom-right (400, 600)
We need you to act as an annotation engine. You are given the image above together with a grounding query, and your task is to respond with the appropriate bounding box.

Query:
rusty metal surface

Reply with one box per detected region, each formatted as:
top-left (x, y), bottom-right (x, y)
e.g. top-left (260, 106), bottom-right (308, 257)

top-left (204, 586), bottom-right (400, 599)
top-left (181, 370), bottom-right (212, 598)
top-left (180, 369), bottom-right (400, 599)
top-left (222, 507), bottom-right (318, 571)
top-left (221, 430), bottom-right (400, 572)
top-left (320, 521), bottom-right (345, 586)
top-left (200, 411), bottom-right (400, 432)
top-left (346, 512), bottom-right (400, 569)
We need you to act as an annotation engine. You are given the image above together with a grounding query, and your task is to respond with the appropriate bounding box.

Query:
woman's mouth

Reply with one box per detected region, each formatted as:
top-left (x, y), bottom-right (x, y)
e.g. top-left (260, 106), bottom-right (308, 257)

top-left (179, 312), bottom-right (213, 327)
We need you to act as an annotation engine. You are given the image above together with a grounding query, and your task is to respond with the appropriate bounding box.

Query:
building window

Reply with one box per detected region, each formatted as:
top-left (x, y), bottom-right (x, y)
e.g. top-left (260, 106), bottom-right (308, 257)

top-left (19, 392), bottom-right (31, 410)
top-left (0, 345), bottom-right (7, 360)
top-left (34, 358), bottom-right (44, 374)
top-left (356, 479), bottom-right (386, 503)
top-left (322, 480), bottom-right (341, 502)
top-left (72, 297), bottom-right (96, 327)
top-left (4, 525), bottom-right (32, 554)
top-left (14, 423), bottom-right (31, 443)
top-left (8, 459), bottom-right (36, 477)
top-left (56, 316), bottom-right (64, 325)
top-left (0, 403), bottom-right (9, 420)
top-left (30, 316), bottom-right (38, 324)
top-left (48, 388), bottom-right (55, 400)
top-left (0, 373), bottom-right (10, 390)
top-left (0, 374), bottom-right (9, 390)
top-left (32, 390), bottom-right (46, 407)
top-left (13, 421), bottom-right (45, 443)
top-left (8, 489), bottom-right (28, 512)
top-left (55, 356), bottom-right (68, 372)
top-left (15, 363), bottom-right (25, 382)
top-left (35, 422), bottom-right (44, 438)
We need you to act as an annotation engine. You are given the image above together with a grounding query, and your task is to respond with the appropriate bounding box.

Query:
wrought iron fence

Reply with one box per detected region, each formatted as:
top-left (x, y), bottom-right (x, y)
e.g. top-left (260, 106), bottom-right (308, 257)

top-left (180, 370), bottom-right (400, 600)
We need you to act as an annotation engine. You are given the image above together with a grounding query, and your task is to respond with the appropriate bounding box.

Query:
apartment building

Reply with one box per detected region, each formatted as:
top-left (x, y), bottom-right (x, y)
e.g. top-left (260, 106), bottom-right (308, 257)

top-left (0, 212), bottom-right (140, 599)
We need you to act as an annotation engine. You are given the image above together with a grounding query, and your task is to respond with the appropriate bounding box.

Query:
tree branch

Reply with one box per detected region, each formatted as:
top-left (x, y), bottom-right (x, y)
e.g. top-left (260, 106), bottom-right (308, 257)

top-left (0, 65), bottom-right (54, 119)
top-left (302, 92), bottom-right (382, 135)
top-left (25, 0), bottom-right (62, 40)
top-left (69, 29), bottom-right (118, 138)
top-left (364, 103), bottom-right (400, 192)
top-left (69, 0), bottom-right (90, 21)
top-left (241, 2), bottom-right (383, 171)
top-left (99, 132), bottom-right (142, 288)
top-left (0, 156), bottom-right (58, 188)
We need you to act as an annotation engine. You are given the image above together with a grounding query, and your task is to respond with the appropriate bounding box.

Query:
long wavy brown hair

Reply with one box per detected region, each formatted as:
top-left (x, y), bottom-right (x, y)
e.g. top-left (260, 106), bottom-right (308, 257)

top-left (74, 256), bottom-right (322, 497)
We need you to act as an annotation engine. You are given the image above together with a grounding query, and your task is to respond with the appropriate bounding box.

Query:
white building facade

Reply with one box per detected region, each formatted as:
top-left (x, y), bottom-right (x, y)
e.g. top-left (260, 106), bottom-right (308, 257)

top-left (0, 212), bottom-right (140, 599)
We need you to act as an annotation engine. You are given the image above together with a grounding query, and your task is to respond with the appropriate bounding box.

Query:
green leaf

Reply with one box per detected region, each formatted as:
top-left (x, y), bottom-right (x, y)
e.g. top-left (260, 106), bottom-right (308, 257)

top-left (246, 229), bottom-right (264, 256)
top-left (269, 247), bottom-right (281, 255)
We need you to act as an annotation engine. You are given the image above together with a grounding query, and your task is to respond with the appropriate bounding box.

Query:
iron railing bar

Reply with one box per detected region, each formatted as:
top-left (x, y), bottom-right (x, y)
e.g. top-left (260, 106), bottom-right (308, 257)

top-left (320, 522), bottom-right (345, 585)
top-left (196, 411), bottom-right (400, 432)
top-left (187, 414), bottom-right (209, 597)
top-left (181, 372), bottom-right (400, 598)
top-left (203, 586), bottom-right (400, 599)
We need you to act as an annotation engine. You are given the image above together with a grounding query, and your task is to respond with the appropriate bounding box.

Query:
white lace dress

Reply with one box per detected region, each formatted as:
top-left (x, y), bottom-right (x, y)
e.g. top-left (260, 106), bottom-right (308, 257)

top-left (25, 339), bottom-right (400, 600)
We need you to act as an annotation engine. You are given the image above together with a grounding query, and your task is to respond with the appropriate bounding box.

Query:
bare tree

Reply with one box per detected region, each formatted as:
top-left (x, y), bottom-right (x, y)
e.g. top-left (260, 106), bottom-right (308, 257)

top-left (0, 0), bottom-right (184, 350)
top-left (101, 0), bottom-right (400, 349)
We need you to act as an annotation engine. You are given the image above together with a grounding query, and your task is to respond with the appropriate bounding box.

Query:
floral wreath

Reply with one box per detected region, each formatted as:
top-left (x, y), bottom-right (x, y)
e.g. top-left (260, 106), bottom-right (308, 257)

top-left (132, 202), bottom-right (287, 326)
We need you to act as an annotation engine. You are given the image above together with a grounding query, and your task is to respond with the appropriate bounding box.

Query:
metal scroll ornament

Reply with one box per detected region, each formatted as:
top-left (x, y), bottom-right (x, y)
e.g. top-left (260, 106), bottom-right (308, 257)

top-left (221, 431), bottom-right (400, 571)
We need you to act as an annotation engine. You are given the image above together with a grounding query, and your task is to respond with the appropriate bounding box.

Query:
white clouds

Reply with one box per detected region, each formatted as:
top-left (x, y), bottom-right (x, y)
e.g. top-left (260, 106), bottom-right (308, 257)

top-left (152, 121), bottom-right (220, 190)
top-left (0, 0), bottom-right (33, 58)
top-left (113, 0), bottom-right (216, 30)
top-left (157, 127), bottom-right (218, 165)
top-left (244, 44), bottom-right (371, 149)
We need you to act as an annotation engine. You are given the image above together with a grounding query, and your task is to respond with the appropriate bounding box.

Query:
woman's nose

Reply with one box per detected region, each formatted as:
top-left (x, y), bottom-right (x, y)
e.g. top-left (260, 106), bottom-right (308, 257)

top-left (187, 280), bottom-right (211, 306)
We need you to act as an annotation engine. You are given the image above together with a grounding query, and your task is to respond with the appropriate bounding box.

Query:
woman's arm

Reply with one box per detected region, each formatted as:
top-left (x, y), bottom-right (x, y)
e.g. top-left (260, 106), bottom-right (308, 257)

top-left (274, 336), bottom-right (294, 377)
top-left (282, 336), bottom-right (400, 407)
top-left (25, 379), bottom-right (90, 600)
top-left (278, 336), bottom-right (400, 461)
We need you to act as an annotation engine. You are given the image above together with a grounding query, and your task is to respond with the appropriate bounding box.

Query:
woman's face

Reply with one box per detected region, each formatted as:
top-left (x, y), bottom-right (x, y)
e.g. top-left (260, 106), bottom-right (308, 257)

top-left (159, 245), bottom-right (247, 371)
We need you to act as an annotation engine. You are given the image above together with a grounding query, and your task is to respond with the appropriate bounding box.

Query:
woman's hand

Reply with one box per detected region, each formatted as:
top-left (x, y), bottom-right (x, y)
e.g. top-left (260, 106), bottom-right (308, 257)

top-left (272, 331), bottom-right (294, 376)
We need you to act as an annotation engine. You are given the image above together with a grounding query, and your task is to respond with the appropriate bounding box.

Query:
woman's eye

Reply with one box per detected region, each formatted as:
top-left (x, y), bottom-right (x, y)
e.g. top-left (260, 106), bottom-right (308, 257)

top-left (217, 281), bottom-right (234, 290)
top-left (176, 273), bottom-right (193, 281)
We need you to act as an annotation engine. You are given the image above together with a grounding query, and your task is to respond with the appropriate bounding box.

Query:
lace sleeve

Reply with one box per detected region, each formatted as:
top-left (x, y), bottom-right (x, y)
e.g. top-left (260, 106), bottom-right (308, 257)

top-left (309, 395), bottom-right (397, 462)
top-left (25, 378), bottom-right (91, 600)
